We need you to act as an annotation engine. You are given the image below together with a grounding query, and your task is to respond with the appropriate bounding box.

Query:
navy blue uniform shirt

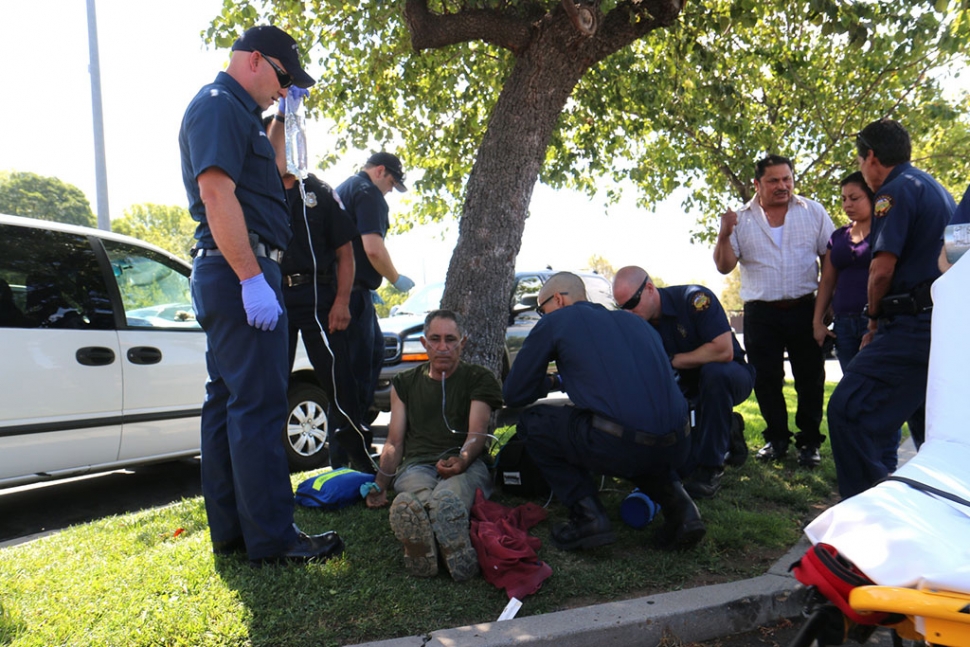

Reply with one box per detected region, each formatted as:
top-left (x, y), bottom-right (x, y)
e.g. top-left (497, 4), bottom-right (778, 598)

top-left (280, 174), bottom-right (359, 277)
top-left (870, 162), bottom-right (954, 293)
top-left (653, 285), bottom-right (745, 390)
top-left (503, 301), bottom-right (687, 434)
top-left (179, 71), bottom-right (290, 250)
top-left (335, 171), bottom-right (389, 289)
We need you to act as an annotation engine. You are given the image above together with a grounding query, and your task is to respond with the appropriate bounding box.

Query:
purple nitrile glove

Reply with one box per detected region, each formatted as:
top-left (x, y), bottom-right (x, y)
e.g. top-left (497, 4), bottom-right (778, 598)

top-left (240, 273), bottom-right (282, 331)
top-left (277, 86), bottom-right (310, 114)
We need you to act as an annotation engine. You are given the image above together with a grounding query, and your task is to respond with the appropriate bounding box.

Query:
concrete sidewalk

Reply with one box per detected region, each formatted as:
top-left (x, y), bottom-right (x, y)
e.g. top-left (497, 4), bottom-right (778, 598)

top-left (354, 436), bottom-right (919, 647)
top-left (354, 537), bottom-right (812, 647)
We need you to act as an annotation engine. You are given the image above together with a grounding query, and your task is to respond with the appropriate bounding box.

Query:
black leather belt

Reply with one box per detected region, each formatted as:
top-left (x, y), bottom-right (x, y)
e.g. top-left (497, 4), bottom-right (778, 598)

top-left (192, 241), bottom-right (283, 263)
top-left (753, 294), bottom-right (814, 310)
top-left (591, 414), bottom-right (689, 447)
top-left (284, 273), bottom-right (334, 287)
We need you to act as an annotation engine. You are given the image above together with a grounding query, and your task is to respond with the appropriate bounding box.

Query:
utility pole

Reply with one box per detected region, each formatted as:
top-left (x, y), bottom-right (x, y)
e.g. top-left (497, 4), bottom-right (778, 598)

top-left (86, 0), bottom-right (110, 231)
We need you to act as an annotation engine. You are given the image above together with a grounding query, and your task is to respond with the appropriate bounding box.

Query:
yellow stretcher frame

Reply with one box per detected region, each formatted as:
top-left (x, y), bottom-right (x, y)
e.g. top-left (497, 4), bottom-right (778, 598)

top-left (850, 585), bottom-right (970, 646)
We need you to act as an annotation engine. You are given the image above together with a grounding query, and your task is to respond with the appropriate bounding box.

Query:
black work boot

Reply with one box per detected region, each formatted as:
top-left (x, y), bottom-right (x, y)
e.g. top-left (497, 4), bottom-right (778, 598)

top-left (724, 412), bottom-right (749, 467)
top-left (333, 427), bottom-right (377, 474)
top-left (683, 465), bottom-right (724, 499)
top-left (643, 480), bottom-right (706, 550)
top-left (550, 496), bottom-right (616, 551)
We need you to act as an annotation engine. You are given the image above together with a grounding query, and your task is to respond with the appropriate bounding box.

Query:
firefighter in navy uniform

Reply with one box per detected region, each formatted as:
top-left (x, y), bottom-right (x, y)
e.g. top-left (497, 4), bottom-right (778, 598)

top-left (280, 172), bottom-right (374, 472)
top-left (613, 267), bottom-right (755, 499)
top-left (827, 119), bottom-right (955, 499)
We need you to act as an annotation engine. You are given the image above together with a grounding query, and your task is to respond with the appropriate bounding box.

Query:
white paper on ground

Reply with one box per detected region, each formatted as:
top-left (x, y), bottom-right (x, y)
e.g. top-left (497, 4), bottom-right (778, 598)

top-left (497, 597), bottom-right (523, 622)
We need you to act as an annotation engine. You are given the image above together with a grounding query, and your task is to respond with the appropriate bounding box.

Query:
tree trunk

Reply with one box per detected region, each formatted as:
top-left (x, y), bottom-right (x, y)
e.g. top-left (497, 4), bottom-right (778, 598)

top-left (431, 1), bottom-right (685, 378)
top-left (440, 22), bottom-right (591, 377)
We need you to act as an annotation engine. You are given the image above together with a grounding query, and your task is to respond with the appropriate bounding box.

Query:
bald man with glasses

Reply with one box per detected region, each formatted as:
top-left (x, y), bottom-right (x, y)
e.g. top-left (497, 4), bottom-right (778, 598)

top-left (504, 272), bottom-right (706, 552)
top-left (613, 267), bottom-right (755, 499)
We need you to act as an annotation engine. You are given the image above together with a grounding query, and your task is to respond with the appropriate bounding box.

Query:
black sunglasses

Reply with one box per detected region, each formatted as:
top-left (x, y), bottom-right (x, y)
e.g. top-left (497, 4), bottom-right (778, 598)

top-left (537, 292), bottom-right (567, 317)
top-left (258, 52), bottom-right (293, 89)
top-left (619, 276), bottom-right (648, 310)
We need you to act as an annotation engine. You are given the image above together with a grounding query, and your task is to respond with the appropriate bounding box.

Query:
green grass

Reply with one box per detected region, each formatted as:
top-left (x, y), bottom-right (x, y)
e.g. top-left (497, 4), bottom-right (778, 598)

top-left (0, 382), bottom-right (839, 647)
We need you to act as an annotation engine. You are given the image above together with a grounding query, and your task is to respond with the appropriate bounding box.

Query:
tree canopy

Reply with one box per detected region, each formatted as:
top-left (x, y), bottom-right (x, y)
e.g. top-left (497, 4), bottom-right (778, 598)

top-left (0, 171), bottom-right (96, 228)
top-left (111, 203), bottom-right (197, 259)
top-left (205, 0), bottom-right (969, 374)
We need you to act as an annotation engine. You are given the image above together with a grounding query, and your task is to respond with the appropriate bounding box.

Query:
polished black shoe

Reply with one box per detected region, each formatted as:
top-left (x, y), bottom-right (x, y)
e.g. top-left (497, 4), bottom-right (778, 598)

top-left (644, 480), bottom-right (706, 550)
top-left (756, 441), bottom-right (788, 461)
top-left (683, 465), bottom-right (724, 500)
top-left (797, 445), bottom-right (821, 468)
top-left (250, 529), bottom-right (345, 567)
top-left (724, 412), bottom-right (749, 467)
top-left (550, 496), bottom-right (616, 551)
top-left (212, 536), bottom-right (247, 556)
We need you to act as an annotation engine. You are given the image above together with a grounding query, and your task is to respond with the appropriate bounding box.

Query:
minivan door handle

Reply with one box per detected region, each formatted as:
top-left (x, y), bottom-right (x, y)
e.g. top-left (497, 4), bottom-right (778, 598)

top-left (126, 346), bottom-right (163, 365)
top-left (76, 346), bottom-right (116, 366)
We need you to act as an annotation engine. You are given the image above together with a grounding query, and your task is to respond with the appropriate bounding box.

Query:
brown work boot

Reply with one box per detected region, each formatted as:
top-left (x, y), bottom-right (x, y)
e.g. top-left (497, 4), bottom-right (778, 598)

top-left (428, 490), bottom-right (479, 582)
top-left (389, 492), bottom-right (438, 577)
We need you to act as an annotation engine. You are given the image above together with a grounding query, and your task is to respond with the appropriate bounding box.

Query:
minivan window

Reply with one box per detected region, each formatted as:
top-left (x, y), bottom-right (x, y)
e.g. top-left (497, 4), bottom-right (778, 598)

top-left (102, 240), bottom-right (199, 329)
top-left (0, 224), bottom-right (113, 329)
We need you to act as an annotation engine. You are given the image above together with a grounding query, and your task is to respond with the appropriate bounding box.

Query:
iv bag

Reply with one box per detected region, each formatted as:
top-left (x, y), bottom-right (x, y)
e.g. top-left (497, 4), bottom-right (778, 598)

top-left (284, 93), bottom-right (308, 179)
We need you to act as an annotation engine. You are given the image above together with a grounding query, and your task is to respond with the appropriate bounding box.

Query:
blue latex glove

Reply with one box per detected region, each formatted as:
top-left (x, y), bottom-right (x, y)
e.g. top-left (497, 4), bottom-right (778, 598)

top-left (393, 274), bottom-right (415, 292)
top-left (240, 273), bottom-right (282, 331)
top-left (276, 86), bottom-right (309, 114)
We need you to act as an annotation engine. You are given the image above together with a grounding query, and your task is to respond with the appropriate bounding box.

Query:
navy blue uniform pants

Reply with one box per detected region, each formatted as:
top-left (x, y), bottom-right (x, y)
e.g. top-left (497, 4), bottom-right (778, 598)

top-left (348, 289), bottom-right (384, 417)
top-left (744, 298), bottom-right (825, 448)
top-left (515, 404), bottom-right (690, 508)
top-left (827, 313), bottom-right (930, 499)
top-left (191, 256), bottom-right (297, 560)
top-left (683, 360), bottom-right (755, 474)
top-left (833, 313), bottom-right (902, 472)
top-left (285, 283), bottom-right (362, 467)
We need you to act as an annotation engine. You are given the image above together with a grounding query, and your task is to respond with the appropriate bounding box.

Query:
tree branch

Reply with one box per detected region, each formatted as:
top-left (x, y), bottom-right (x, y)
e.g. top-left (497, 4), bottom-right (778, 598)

top-left (404, 0), bottom-right (540, 54)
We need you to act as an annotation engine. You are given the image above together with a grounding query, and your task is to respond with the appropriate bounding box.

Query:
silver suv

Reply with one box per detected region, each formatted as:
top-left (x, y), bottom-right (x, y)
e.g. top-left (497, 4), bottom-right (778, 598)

top-left (370, 270), bottom-right (614, 414)
top-left (0, 214), bottom-right (336, 487)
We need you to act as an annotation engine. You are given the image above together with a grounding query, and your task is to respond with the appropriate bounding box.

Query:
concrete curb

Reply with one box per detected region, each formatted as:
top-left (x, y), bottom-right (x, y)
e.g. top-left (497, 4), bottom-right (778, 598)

top-left (353, 537), bottom-right (813, 647)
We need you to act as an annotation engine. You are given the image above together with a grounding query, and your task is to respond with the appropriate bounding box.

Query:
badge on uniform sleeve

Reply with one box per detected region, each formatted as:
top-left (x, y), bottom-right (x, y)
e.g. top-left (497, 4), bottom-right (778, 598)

top-left (874, 195), bottom-right (893, 218)
top-left (691, 292), bottom-right (711, 312)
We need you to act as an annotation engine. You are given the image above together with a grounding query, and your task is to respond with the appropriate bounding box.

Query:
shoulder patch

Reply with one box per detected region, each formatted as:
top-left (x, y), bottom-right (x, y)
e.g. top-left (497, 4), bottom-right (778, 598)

top-left (874, 195), bottom-right (893, 218)
top-left (691, 292), bottom-right (711, 312)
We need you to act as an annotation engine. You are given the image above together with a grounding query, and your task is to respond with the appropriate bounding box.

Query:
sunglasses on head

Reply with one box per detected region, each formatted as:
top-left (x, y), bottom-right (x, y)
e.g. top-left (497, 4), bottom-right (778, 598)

top-left (619, 276), bottom-right (648, 310)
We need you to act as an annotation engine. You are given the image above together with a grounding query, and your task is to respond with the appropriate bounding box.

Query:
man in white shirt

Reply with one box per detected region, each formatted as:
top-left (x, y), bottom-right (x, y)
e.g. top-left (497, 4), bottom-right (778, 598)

top-left (713, 155), bottom-right (835, 468)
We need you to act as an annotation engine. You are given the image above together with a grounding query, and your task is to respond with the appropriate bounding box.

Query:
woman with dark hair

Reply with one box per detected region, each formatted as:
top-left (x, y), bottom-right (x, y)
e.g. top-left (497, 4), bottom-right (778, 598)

top-left (814, 171), bottom-right (900, 470)
top-left (813, 171), bottom-right (874, 367)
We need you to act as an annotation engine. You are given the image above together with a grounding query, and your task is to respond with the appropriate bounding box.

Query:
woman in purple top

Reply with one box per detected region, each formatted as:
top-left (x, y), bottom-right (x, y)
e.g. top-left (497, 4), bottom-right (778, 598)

top-left (813, 171), bottom-right (872, 367)
top-left (814, 171), bottom-right (900, 470)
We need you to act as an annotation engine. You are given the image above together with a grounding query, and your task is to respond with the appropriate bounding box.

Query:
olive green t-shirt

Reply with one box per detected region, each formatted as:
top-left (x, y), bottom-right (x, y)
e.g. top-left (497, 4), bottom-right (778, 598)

top-left (392, 361), bottom-right (504, 468)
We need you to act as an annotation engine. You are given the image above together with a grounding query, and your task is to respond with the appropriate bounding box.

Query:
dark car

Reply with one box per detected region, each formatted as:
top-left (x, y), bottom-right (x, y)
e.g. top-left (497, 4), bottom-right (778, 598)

top-left (369, 270), bottom-right (614, 414)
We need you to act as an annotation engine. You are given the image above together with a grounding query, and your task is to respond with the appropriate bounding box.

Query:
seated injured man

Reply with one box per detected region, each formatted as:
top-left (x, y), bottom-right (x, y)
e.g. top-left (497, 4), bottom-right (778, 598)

top-left (365, 309), bottom-right (504, 581)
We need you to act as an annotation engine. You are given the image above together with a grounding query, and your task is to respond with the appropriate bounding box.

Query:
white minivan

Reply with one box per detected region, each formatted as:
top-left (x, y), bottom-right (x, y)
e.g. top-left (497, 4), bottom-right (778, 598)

top-left (0, 214), bottom-right (336, 488)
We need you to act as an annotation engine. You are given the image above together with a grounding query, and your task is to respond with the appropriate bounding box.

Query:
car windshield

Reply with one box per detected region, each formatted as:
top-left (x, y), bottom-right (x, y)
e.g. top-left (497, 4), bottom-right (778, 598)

top-left (392, 282), bottom-right (444, 315)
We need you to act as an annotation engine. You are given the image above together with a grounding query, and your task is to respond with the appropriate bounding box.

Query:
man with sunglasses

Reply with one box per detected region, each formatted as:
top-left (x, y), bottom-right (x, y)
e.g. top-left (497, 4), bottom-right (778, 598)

top-left (504, 272), bottom-right (706, 552)
top-left (336, 152), bottom-right (415, 441)
top-left (180, 25), bottom-right (343, 566)
top-left (713, 155), bottom-right (835, 469)
top-left (612, 267), bottom-right (754, 499)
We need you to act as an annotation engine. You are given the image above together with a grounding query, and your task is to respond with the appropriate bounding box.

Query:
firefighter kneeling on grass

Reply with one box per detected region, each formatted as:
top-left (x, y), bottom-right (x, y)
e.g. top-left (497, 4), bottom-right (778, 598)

top-left (364, 309), bottom-right (504, 581)
top-left (503, 272), bottom-right (707, 552)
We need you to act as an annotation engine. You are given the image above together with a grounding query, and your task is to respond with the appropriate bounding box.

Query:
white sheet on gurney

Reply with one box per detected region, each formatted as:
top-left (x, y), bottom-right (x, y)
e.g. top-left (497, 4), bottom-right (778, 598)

top-left (804, 251), bottom-right (970, 593)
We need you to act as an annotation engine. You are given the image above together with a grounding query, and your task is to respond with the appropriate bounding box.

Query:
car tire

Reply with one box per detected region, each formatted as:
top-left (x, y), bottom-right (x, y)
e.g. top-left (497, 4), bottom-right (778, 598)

top-left (283, 381), bottom-right (331, 472)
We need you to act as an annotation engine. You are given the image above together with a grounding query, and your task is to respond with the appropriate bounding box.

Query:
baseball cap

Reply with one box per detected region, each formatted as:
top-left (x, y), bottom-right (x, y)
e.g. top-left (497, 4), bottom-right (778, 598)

top-left (366, 152), bottom-right (407, 192)
top-left (232, 25), bottom-right (316, 89)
